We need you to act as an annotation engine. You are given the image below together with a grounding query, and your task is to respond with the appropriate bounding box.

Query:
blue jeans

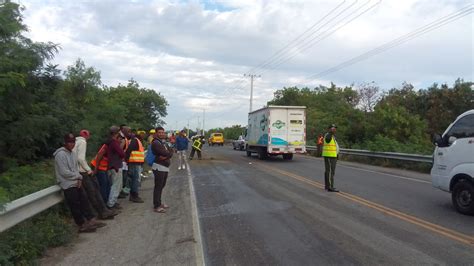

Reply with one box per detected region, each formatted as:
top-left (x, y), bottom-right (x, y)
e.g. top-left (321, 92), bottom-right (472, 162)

top-left (95, 170), bottom-right (111, 203)
top-left (128, 164), bottom-right (142, 196)
top-left (107, 168), bottom-right (123, 208)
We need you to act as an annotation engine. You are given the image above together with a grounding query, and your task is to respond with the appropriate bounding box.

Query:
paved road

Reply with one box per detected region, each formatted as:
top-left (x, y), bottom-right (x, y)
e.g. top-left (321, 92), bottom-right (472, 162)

top-left (40, 167), bottom-right (199, 265)
top-left (190, 146), bottom-right (474, 265)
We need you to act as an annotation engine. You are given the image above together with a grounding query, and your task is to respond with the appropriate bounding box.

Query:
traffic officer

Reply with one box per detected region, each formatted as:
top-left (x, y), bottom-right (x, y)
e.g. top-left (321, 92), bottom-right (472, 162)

top-left (189, 135), bottom-right (204, 160)
top-left (323, 124), bottom-right (339, 192)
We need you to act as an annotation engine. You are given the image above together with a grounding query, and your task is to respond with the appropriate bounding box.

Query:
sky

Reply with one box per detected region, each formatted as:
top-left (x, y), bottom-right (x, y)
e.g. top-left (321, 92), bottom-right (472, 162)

top-left (20, 0), bottom-right (473, 131)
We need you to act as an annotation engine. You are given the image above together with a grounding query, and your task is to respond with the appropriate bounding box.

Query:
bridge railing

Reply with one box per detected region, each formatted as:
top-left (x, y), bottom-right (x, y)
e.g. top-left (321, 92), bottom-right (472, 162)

top-left (1, 147), bottom-right (433, 233)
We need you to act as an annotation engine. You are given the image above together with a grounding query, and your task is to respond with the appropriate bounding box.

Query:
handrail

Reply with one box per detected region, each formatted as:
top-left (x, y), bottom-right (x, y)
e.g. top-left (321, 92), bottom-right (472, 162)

top-left (0, 185), bottom-right (63, 232)
top-left (306, 146), bottom-right (433, 163)
top-left (0, 147), bottom-right (433, 233)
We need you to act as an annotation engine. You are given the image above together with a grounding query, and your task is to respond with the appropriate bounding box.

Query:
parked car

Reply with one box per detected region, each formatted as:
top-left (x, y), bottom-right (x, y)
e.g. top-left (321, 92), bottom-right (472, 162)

top-left (232, 135), bottom-right (246, 150)
top-left (208, 132), bottom-right (224, 146)
top-left (432, 109), bottom-right (474, 215)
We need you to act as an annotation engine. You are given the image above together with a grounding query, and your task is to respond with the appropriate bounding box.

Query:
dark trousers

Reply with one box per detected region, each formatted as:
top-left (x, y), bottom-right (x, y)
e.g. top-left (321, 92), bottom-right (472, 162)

top-left (153, 170), bottom-right (168, 208)
top-left (63, 187), bottom-right (95, 226)
top-left (324, 157), bottom-right (337, 189)
top-left (81, 173), bottom-right (108, 216)
top-left (95, 170), bottom-right (111, 203)
top-left (122, 169), bottom-right (130, 190)
top-left (316, 145), bottom-right (322, 157)
top-left (128, 164), bottom-right (141, 196)
top-left (189, 148), bottom-right (201, 159)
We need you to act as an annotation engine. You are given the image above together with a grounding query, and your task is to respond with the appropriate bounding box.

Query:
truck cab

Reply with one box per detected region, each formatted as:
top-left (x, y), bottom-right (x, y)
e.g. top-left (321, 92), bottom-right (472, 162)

top-left (431, 109), bottom-right (474, 215)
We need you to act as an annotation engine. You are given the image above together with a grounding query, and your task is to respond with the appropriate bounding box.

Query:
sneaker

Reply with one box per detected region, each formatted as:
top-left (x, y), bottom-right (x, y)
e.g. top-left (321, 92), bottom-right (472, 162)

top-left (99, 210), bottom-right (118, 220)
top-left (129, 196), bottom-right (144, 203)
top-left (178, 166), bottom-right (182, 170)
top-left (87, 219), bottom-right (107, 229)
top-left (78, 224), bottom-right (97, 233)
top-left (110, 203), bottom-right (122, 210)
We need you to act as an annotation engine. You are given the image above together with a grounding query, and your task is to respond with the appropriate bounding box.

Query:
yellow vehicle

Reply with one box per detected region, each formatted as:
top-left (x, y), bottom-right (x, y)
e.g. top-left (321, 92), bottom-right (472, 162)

top-left (208, 133), bottom-right (224, 146)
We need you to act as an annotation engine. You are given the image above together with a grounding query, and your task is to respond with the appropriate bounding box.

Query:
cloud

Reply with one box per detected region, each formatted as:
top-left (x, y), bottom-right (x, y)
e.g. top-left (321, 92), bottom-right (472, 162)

top-left (21, 0), bottom-right (473, 129)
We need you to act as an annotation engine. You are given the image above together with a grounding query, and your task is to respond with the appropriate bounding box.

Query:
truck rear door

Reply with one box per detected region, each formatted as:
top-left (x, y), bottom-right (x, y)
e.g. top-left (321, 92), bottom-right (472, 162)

top-left (287, 109), bottom-right (306, 153)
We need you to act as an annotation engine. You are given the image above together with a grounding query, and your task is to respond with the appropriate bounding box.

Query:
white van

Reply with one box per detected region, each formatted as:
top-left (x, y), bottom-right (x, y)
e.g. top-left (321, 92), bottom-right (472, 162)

top-left (431, 109), bottom-right (474, 215)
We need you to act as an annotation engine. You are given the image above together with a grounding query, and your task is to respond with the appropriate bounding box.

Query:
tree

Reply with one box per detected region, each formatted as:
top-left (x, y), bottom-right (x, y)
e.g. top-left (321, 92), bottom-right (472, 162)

top-left (357, 82), bottom-right (381, 113)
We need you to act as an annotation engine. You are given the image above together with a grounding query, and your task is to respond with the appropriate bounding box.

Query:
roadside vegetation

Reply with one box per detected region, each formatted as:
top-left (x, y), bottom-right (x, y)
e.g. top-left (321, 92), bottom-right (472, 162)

top-left (0, 2), bottom-right (168, 264)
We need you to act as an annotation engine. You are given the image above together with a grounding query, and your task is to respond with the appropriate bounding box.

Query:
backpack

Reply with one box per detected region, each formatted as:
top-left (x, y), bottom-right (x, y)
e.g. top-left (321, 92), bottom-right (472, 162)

top-left (145, 140), bottom-right (156, 166)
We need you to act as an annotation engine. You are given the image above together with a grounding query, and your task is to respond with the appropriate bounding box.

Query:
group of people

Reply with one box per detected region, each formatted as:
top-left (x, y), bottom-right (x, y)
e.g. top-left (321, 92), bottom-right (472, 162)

top-left (54, 122), bottom-right (339, 232)
top-left (54, 125), bottom-right (179, 233)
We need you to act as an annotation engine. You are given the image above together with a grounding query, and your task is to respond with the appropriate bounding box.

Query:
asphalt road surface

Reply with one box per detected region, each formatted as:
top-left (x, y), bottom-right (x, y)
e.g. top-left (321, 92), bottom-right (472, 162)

top-left (190, 146), bottom-right (474, 265)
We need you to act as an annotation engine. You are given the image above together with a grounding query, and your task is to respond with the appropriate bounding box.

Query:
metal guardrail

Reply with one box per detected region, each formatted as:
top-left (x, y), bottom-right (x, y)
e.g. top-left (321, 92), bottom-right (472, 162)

top-left (0, 185), bottom-right (63, 232)
top-left (306, 146), bottom-right (433, 163)
top-left (0, 147), bottom-right (433, 233)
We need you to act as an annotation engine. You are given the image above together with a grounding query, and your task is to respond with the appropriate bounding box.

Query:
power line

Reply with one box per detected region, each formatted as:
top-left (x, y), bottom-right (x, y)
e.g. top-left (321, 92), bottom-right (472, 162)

top-left (258, 0), bottom-right (380, 76)
top-left (303, 5), bottom-right (473, 83)
top-left (219, 1), bottom-right (351, 96)
top-left (222, 0), bottom-right (379, 97)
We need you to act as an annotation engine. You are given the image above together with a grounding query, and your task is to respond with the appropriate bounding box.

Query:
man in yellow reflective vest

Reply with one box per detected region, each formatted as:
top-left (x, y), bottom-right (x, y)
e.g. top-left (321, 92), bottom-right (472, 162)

top-left (322, 124), bottom-right (340, 192)
top-left (189, 135), bottom-right (204, 160)
top-left (125, 133), bottom-right (145, 202)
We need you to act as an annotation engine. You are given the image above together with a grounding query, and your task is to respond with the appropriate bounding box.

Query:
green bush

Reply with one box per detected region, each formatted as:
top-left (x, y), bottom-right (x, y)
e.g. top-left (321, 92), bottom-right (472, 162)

top-left (0, 160), bottom-right (55, 205)
top-left (0, 160), bottom-right (76, 265)
top-left (0, 205), bottom-right (75, 265)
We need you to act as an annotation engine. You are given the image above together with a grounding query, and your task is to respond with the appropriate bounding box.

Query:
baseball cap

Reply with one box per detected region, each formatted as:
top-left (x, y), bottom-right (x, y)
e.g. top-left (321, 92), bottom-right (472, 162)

top-left (109, 125), bottom-right (120, 134)
top-left (79, 129), bottom-right (90, 138)
top-left (64, 133), bottom-right (76, 143)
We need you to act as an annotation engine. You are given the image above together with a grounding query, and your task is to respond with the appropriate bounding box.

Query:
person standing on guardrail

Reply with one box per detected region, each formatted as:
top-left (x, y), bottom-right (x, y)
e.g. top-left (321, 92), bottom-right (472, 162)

top-left (54, 133), bottom-right (106, 233)
top-left (323, 124), bottom-right (340, 192)
top-left (151, 126), bottom-right (173, 213)
top-left (107, 126), bottom-right (126, 210)
top-left (176, 130), bottom-right (189, 170)
top-left (73, 130), bottom-right (117, 220)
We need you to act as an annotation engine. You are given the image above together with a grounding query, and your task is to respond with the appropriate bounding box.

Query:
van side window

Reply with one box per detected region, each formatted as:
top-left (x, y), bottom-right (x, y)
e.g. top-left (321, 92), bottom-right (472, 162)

top-left (445, 114), bottom-right (474, 140)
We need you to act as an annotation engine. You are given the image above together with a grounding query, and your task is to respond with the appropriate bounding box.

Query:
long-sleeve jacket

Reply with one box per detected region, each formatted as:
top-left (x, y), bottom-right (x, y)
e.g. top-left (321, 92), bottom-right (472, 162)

top-left (72, 136), bottom-right (92, 173)
top-left (54, 147), bottom-right (82, 190)
top-left (151, 138), bottom-right (173, 167)
top-left (176, 136), bottom-right (189, 151)
top-left (107, 138), bottom-right (125, 171)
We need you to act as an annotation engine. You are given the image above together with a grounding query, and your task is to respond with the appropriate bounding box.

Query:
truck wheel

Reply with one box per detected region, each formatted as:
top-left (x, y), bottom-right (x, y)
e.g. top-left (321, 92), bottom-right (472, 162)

top-left (452, 180), bottom-right (474, 215)
top-left (258, 148), bottom-right (267, 160)
top-left (283, 154), bottom-right (293, 160)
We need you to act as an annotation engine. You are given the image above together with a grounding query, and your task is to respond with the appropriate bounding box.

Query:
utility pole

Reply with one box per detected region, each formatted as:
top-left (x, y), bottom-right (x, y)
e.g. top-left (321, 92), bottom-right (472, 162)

top-left (202, 109), bottom-right (205, 136)
top-left (245, 74), bottom-right (261, 113)
top-left (197, 116), bottom-right (200, 135)
top-left (187, 119), bottom-right (190, 137)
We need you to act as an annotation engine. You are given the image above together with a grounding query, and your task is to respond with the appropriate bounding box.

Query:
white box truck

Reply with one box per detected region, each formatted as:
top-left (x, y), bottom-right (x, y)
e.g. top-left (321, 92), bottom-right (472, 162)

top-left (432, 109), bottom-right (474, 215)
top-left (245, 105), bottom-right (306, 160)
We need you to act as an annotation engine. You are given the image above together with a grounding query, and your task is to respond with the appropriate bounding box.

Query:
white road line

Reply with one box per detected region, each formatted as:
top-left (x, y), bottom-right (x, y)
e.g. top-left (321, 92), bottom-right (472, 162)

top-left (340, 164), bottom-right (431, 184)
top-left (185, 160), bottom-right (206, 266)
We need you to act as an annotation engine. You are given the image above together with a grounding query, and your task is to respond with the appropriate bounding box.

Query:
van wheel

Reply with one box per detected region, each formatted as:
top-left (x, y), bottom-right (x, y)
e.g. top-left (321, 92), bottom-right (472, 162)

top-left (452, 180), bottom-right (474, 215)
